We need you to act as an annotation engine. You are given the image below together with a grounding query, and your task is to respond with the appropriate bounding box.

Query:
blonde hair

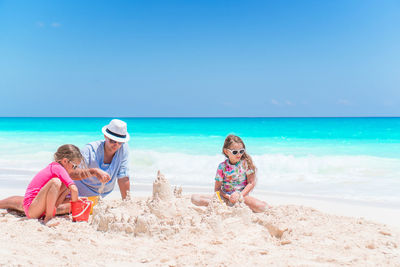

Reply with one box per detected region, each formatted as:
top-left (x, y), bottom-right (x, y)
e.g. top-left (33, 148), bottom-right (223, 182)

top-left (222, 134), bottom-right (256, 172)
top-left (54, 144), bottom-right (84, 163)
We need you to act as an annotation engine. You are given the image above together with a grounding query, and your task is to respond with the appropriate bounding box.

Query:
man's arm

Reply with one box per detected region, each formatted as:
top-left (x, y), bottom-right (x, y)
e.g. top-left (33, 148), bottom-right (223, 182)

top-left (118, 177), bottom-right (130, 200)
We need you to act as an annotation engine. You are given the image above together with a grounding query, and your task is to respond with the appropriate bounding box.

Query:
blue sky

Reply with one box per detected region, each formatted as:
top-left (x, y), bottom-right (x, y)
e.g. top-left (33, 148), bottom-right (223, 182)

top-left (0, 0), bottom-right (399, 117)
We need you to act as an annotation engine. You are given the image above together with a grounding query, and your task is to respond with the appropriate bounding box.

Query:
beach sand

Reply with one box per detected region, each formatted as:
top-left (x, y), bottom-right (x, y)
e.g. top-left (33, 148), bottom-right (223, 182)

top-left (1, 172), bottom-right (399, 266)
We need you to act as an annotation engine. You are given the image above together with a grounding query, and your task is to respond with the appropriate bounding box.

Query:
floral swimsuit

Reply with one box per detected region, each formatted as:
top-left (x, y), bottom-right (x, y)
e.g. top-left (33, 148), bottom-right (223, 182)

top-left (215, 159), bottom-right (254, 195)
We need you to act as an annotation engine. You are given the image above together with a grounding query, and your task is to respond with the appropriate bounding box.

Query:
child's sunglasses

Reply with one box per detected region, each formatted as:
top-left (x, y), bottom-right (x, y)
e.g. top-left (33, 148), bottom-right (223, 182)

top-left (69, 160), bottom-right (79, 170)
top-left (227, 149), bottom-right (245, 155)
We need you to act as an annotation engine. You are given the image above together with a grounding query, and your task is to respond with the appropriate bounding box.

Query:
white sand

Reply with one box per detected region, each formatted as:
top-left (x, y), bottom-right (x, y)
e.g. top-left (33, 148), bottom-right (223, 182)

top-left (1, 172), bottom-right (399, 266)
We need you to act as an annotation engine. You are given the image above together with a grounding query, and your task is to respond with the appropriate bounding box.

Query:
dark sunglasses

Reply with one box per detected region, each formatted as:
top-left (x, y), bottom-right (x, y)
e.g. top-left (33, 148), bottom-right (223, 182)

top-left (69, 160), bottom-right (79, 170)
top-left (227, 149), bottom-right (245, 155)
top-left (108, 138), bottom-right (123, 145)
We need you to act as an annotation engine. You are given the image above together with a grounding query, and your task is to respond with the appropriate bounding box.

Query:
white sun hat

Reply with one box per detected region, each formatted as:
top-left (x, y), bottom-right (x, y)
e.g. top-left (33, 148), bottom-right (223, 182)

top-left (102, 119), bottom-right (130, 143)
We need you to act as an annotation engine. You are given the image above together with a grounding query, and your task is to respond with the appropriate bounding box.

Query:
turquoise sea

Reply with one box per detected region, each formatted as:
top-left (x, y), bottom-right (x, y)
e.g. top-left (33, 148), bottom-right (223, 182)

top-left (0, 117), bottom-right (400, 206)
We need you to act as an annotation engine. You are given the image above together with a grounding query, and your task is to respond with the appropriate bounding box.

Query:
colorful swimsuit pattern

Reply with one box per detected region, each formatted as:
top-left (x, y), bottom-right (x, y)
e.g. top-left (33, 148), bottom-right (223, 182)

top-left (215, 159), bottom-right (254, 195)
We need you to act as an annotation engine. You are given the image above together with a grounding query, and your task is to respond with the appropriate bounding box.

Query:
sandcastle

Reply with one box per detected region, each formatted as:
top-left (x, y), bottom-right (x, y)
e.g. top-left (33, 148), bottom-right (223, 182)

top-left (90, 171), bottom-right (290, 241)
top-left (91, 170), bottom-right (189, 236)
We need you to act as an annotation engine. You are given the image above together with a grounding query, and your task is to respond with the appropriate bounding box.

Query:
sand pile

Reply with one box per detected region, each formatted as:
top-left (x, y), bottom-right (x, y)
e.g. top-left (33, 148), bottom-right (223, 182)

top-left (91, 171), bottom-right (287, 241)
top-left (0, 171), bottom-right (399, 266)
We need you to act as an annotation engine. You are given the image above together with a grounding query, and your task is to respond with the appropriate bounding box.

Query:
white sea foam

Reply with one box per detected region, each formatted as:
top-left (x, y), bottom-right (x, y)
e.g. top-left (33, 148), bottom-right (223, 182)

top-left (0, 148), bottom-right (399, 205)
top-left (130, 150), bottom-right (400, 204)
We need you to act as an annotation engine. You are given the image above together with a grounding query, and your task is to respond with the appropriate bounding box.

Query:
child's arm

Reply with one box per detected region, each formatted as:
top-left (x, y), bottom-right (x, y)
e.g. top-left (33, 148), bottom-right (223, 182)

top-left (214, 181), bottom-right (222, 192)
top-left (69, 184), bottom-right (79, 202)
top-left (214, 181), bottom-right (230, 199)
top-left (69, 168), bottom-right (111, 183)
top-left (240, 173), bottom-right (256, 197)
top-left (229, 174), bottom-right (256, 204)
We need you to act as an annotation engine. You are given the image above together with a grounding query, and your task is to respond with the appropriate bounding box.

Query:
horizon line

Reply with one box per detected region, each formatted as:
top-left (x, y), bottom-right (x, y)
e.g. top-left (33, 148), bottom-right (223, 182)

top-left (1, 116), bottom-right (400, 119)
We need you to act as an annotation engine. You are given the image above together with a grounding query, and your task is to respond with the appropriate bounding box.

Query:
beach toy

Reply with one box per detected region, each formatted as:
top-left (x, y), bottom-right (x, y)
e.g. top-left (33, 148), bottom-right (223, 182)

top-left (87, 196), bottom-right (99, 215)
top-left (215, 191), bottom-right (223, 203)
top-left (70, 198), bottom-right (93, 222)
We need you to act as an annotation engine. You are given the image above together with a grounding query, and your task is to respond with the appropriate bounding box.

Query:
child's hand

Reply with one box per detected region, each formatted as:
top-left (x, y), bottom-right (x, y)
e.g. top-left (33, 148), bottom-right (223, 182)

top-left (229, 191), bottom-right (241, 204)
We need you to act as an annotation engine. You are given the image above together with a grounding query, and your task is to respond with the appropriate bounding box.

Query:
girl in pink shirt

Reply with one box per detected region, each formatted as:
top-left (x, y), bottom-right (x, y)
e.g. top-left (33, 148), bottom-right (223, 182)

top-left (23, 144), bottom-right (83, 224)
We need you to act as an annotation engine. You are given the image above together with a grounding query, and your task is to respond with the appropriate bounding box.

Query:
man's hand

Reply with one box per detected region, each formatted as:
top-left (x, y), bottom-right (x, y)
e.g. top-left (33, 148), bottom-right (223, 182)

top-left (94, 169), bottom-right (111, 183)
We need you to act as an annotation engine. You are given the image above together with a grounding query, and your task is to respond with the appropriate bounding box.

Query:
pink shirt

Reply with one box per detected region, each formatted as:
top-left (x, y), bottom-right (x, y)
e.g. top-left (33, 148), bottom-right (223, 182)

top-left (23, 162), bottom-right (75, 210)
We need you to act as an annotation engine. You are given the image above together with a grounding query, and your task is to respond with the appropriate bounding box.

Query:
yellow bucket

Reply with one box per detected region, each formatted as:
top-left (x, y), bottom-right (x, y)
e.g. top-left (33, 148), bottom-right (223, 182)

top-left (87, 196), bottom-right (99, 214)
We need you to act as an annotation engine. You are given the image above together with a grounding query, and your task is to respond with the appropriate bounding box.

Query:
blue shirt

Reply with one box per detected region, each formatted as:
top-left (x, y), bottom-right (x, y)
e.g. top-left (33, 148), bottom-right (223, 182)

top-left (75, 140), bottom-right (130, 197)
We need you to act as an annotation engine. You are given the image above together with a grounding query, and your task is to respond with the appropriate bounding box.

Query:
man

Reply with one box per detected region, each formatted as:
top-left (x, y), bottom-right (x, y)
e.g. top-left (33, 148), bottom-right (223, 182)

top-left (73, 118), bottom-right (131, 199)
top-left (0, 119), bottom-right (131, 213)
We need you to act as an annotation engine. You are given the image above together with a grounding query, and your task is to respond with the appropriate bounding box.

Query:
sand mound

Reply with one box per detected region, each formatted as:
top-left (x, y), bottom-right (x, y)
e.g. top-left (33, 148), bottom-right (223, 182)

top-left (91, 171), bottom-right (288, 242)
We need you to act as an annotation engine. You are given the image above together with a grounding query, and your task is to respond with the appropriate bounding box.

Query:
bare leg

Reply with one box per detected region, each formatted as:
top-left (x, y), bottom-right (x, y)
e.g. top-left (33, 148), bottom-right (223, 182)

top-left (28, 178), bottom-right (63, 224)
top-left (55, 183), bottom-right (69, 208)
top-left (244, 195), bottom-right (267, 213)
top-left (0, 196), bottom-right (24, 212)
top-left (191, 194), bottom-right (213, 206)
top-left (55, 193), bottom-right (72, 215)
top-left (0, 183), bottom-right (69, 216)
top-left (56, 203), bottom-right (71, 215)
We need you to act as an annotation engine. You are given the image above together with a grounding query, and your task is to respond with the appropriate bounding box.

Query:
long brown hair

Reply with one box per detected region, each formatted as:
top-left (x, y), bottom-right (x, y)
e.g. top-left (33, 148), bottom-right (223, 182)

top-left (222, 134), bottom-right (256, 172)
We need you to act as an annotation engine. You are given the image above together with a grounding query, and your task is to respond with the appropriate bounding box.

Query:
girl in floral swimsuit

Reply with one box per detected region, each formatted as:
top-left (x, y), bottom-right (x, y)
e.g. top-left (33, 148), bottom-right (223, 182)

top-left (191, 135), bottom-right (267, 212)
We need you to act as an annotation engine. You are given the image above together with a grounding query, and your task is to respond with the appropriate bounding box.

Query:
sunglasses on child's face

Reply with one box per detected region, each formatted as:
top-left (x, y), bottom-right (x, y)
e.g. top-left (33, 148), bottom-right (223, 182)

top-left (227, 149), bottom-right (245, 155)
top-left (69, 161), bottom-right (79, 170)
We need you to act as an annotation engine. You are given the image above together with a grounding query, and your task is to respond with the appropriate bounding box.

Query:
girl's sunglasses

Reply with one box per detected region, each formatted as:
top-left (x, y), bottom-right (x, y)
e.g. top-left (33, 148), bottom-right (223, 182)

top-left (69, 161), bottom-right (79, 170)
top-left (227, 149), bottom-right (245, 155)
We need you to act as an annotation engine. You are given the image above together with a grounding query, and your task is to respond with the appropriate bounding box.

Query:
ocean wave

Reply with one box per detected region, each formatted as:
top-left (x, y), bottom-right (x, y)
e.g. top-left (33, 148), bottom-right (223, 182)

top-left (130, 150), bottom-right (400, 204)
top-left (1, 149), bottom-right (399, 204)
